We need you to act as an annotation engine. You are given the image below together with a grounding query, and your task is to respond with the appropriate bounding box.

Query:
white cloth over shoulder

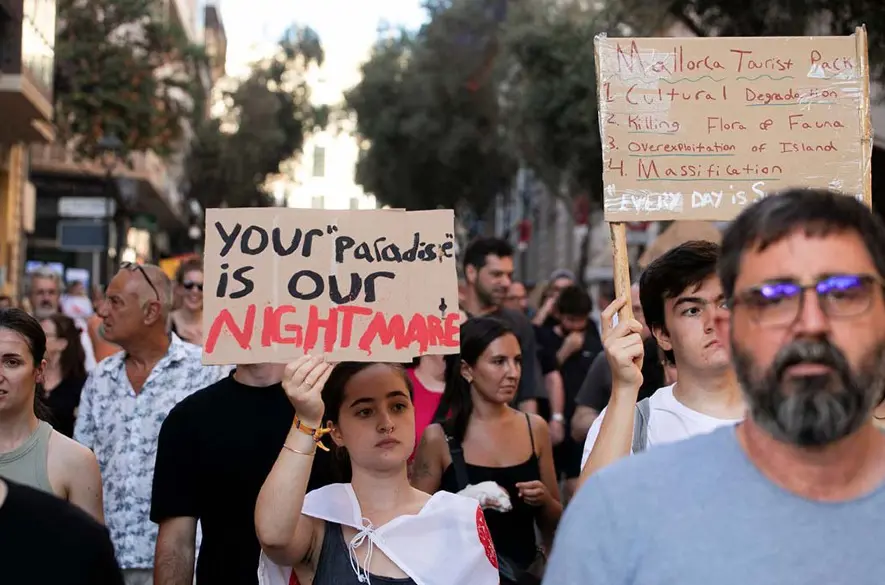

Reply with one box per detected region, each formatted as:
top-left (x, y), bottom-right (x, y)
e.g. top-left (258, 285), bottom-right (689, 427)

top-left (257, 483), bottom-right (500, 585)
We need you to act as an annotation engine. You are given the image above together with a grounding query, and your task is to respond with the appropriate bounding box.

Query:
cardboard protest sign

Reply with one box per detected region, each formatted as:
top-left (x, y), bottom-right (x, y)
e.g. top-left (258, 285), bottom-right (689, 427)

top-left (595, 29), bottom-right (872, 222)
top-left (201, 208), bottom-right (460, 365)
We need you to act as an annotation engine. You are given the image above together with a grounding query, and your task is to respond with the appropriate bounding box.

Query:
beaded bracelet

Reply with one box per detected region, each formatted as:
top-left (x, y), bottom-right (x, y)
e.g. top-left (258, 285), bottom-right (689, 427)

top-left (292, 416), bottom-right (331, 451)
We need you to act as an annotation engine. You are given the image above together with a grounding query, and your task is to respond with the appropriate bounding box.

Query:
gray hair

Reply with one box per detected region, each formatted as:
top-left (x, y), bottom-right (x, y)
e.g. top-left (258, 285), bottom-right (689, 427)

top-left (122, 264), bottom-right (174, 319)
top-left (29, 268), bottom-right (61, 290)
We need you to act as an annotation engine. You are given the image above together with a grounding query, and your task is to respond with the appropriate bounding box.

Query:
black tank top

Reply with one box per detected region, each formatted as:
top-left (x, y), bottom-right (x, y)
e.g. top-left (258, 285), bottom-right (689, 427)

top-left (313, 521), bottom-right (417, 585)
top-left (438, 413), bottom-right (540, 569)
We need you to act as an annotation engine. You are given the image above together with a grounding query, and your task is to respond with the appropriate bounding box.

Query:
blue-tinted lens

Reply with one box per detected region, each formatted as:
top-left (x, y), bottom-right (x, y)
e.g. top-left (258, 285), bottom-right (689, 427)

top-left (816, 274), bottom-right (864, 294)
top-left (758, 282), bottom-right (801, 301)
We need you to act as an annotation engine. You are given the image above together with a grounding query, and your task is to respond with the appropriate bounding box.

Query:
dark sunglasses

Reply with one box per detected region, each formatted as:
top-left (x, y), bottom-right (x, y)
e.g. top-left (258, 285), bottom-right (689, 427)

top-left (730, 273), bottom-right (884, 327)
top-left (181, 280), bottom-right (203, 292)
top-left (120, 262), bottom-right (160, 301)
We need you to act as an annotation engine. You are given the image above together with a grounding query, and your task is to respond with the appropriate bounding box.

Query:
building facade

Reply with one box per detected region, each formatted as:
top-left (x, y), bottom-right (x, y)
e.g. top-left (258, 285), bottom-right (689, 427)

top-left (277, 51), bottom-right (377, 211)
top-left (0, 0), bottom-right (55, 302)
top-left (25, 0), bottom-right (227, 291)
top-left (282, 124), bottom-right (378, 211)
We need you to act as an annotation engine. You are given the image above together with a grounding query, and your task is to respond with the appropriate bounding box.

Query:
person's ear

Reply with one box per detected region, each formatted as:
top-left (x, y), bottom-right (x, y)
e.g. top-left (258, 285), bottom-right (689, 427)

top-left (653, 325), bottom-right (672, 353)
top-left (459, 360), bottom-right (474, 384)
top-left (328, 421), bottom-right (344, 447)
top-left (35, 358), bottom-right (47, 385)
top-left (465, 265), bottom-right (478, 286)
top-left (143, 300), bottom-right (163, 326)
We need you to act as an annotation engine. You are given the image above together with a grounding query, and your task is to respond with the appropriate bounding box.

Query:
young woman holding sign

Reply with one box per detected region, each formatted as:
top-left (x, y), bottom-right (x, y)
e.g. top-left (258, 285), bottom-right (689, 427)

top-left (255, 356), bottom-right (500, 585)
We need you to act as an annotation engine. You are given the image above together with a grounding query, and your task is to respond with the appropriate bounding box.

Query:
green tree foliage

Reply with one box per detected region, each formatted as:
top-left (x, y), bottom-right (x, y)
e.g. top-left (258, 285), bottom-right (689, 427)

top-left (55, 0), bottom-right (206, 159)
top-left (670, 0), bottom-right (885, 83)
top-left (501, 2), bottom-right (611, 204)
top-left (500, 2), bottom-right (623, 283)
top-left (347, 0), bottom-right (885, 221)
top-left (344, 0), bottom-right (516, 214)
top-left (187, 26), bottom-right (325, 208)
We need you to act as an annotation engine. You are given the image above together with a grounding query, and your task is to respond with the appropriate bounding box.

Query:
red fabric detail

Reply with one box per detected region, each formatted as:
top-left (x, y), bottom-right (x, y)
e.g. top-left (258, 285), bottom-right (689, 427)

top-left (476, 506), bottom-right (498, 569)
top-left (573, 196), bottom-right (590, 226)
top-left (518, 220), bottom-right (532, 243)
top-left (289, 570), bottom-right (301, 585)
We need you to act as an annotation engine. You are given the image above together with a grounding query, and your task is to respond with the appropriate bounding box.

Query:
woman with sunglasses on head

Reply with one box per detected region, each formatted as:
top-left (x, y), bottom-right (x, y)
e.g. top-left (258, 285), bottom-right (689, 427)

top-left (255, 356), bottom-right (500, 585)
top-left (0, 308), bottom-right (104, 522)
top-left (170, 257), bottom-right (204, 345)
top-left (411, 317), bottom-right (562, 585)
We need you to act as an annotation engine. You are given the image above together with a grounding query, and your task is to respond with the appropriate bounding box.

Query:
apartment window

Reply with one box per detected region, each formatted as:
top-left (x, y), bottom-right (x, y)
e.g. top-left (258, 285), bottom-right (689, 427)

top-left (311, 195), bottom-right (324, 209)
top-left (349, 197), bottom-right (359, 210)
top-left (312, 146), bottom-right (326, 178)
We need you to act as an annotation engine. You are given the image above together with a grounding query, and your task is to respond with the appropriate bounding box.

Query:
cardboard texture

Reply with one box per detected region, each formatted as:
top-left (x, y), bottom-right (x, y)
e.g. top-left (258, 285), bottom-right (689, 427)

top-left (201, 208), bottom-right (460, 365)
top-left (595, 30), bottom-right (871, 222)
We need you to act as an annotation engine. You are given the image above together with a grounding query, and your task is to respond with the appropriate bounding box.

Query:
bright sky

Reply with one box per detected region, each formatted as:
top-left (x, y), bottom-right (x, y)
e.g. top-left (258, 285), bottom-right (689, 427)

top-left (221, 0), bottom-right (427, 98)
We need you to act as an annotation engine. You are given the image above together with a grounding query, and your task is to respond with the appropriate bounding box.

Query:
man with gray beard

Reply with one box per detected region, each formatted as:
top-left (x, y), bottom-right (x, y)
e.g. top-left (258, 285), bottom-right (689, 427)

top-left (543, 189), bottom-right (885, 585)
top-left (27, 268), bottom-right (97, 371)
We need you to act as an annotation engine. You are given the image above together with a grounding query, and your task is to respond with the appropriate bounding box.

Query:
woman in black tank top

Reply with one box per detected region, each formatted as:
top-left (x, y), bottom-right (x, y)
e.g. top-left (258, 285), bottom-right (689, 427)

top-left (255, 358), bottom-right (500, 585)
top-left (412, 317), bottom-right (563, 583)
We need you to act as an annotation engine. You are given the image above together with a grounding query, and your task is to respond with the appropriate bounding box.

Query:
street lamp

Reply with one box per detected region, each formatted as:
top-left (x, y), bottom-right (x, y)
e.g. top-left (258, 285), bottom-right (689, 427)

top-left (96, 134), bottom-right (124, 284)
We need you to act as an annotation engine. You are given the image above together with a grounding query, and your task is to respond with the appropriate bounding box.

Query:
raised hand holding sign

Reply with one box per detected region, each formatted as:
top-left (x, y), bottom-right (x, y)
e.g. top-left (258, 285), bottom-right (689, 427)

top-left (282, 356), bottom-right (334, 428)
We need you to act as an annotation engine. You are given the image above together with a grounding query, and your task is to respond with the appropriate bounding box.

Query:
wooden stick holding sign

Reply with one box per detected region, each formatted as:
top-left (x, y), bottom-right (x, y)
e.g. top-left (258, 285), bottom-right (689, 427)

top-left (608, 223), bottom-right (633, 322)
top-left (594, 28), bottom-right (872, 322)
top-left (856, 26), bottom-right (873, 208)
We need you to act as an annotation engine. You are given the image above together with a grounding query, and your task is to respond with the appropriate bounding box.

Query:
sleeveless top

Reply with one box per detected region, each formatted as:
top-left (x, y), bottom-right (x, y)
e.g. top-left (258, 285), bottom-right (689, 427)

top-left (313, 521), bottom-right (417, 585)
top-left (406, 368), bottom-right (443, 461)
top-left (0, 420), bottom-right (54, 495)
top-left (439, 413), bottom-right (541, 569)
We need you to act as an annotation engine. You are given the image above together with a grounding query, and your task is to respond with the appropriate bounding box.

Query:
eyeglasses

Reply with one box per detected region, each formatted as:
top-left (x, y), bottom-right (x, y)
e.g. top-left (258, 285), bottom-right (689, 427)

top-left (729, 273), bottom-right (884, 327)
top-left (181, 280), bottom-right (203, 292)
top-left (120, 262), bottom-right (160, 301)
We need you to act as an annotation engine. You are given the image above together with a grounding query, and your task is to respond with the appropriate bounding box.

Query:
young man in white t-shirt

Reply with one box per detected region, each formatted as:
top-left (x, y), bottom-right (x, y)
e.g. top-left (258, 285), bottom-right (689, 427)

top-left (578, 241), bottom-right (745, 482)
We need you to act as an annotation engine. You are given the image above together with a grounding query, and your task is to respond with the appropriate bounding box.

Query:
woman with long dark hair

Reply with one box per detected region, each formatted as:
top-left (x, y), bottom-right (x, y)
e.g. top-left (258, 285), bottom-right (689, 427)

top-left (40, 314), bottom-right (88, 437)
top-left (255, 357), bottom-right (500, 585)
top-left (412, 316), bottom-right (562, 585)
top-left (0, 308), bottom-right (104, 521)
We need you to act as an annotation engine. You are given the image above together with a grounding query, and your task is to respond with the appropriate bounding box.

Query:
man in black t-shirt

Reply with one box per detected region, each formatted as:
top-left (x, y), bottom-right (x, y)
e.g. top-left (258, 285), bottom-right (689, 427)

top-left (0, 478), bottom-right (123, 585)
top-left (150, 365), bottom-right (337, 585)
top-left (573, 339), bottom-right (667, 421)
top-left (460, 237), bottom-right (545, 412)
top-left (570, 283), bottom-right (666, 444)
top-left (536, 285), bottom-right (604, 499)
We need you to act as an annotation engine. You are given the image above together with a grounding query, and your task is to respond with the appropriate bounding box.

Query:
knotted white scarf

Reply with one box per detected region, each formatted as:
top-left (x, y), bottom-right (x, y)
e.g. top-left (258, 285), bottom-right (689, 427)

top-left (257, 483), bottom-right (500, 585)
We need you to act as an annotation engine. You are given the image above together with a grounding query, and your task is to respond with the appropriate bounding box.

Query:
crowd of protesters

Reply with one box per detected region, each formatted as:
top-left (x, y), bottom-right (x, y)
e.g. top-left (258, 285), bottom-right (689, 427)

top-left (2, 189), bottom-right (885, 585)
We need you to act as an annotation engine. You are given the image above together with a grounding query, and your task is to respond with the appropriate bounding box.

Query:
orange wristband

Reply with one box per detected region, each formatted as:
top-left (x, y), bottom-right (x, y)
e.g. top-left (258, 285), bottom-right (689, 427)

top-left (293, 416), bottom-right (331, 451)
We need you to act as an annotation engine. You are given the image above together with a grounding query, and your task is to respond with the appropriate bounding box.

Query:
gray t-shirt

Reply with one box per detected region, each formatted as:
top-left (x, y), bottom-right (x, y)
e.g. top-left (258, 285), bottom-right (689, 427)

top-left (544, 426), bottom-right (885, 585)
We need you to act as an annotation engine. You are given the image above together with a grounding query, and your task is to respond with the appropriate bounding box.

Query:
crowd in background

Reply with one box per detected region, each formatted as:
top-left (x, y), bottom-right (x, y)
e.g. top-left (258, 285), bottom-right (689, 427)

top-left (4, 190), bottom-right (885, 585)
